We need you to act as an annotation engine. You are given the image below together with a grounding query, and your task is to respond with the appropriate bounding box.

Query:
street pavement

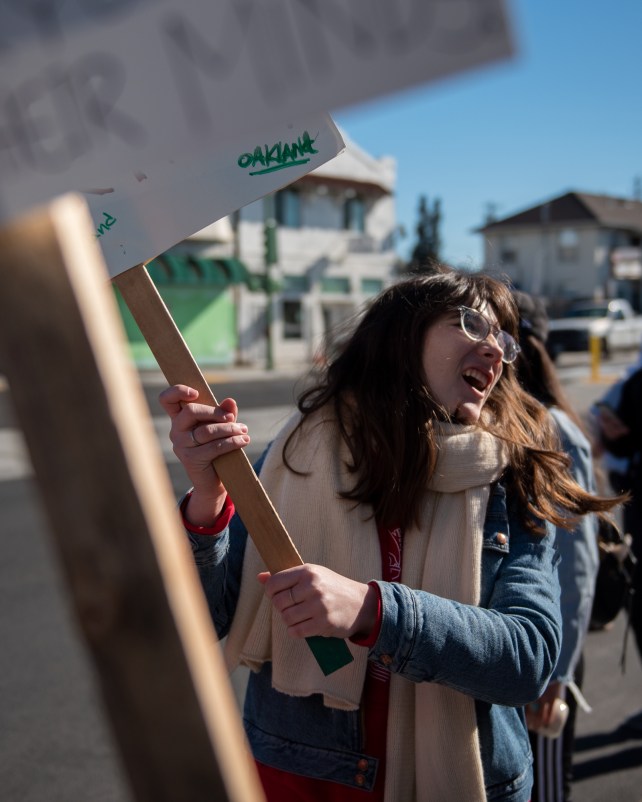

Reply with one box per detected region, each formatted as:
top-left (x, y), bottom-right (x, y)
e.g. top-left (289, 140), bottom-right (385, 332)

top-left (1, 354), bottom-right (641, 801)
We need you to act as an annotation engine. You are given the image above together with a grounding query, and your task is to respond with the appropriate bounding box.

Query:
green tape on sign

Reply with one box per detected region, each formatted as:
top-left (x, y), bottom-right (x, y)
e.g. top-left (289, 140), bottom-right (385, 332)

top-left (306, 636), bottom-right (354, 676)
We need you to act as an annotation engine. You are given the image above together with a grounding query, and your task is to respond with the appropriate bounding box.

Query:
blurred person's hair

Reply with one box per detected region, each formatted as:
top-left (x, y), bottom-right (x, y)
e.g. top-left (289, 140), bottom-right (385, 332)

top-left (512, 289), bottom-right (587, 435)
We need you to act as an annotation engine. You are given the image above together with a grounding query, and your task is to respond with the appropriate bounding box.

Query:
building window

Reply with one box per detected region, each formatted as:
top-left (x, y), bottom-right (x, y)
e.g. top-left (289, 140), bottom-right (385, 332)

top-left (321, 276), bottom-right (351, 294)
top-left (283, 300), bottom-right (303, 339)
top-left (282, 274), bottom-right (309, 292)
top-left (500, 249), bottom-right (517, 265)
top-left (558, 229), bottom-right (579, 262)
top-left (344, 196), bottom-right (366, 232)
top-left (361, 278), bottom-right (383, 296)
top-left (275, 189), bottom-right (302, 228)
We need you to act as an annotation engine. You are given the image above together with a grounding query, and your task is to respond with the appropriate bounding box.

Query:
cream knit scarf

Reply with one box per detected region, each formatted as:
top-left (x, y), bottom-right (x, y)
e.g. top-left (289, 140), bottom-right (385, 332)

top-left (224, 408), bottom-right (508, 802)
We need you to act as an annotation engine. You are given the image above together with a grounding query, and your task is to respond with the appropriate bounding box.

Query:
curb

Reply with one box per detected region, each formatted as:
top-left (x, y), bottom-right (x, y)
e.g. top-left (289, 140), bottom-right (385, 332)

top-left (137, 364), bottom-right (313, 386)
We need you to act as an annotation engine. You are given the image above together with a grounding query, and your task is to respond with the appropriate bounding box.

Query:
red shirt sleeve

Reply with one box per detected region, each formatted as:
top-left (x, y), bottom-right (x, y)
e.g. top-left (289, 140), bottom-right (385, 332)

top-left (180, 491), bottom-right (235, 536)
top-left (349, 581), bottom-right (383, 647)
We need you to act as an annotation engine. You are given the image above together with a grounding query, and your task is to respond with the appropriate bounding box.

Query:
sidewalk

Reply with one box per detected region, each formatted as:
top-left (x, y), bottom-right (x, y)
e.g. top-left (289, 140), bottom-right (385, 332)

top-left (136, 361), bottom-right (315, 387)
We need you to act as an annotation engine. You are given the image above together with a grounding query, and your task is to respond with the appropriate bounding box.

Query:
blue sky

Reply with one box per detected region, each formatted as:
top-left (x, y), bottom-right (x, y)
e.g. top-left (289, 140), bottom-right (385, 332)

top-left (333, 0), bottom-right (642, 269)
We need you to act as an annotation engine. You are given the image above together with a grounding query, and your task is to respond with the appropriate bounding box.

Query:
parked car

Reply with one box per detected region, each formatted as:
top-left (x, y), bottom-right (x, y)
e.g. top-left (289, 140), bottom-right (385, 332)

top-left (547, 299), bottom-right (642, 360)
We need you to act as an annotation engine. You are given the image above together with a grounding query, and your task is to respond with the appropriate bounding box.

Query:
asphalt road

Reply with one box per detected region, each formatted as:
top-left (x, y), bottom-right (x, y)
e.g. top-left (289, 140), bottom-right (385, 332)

top-left (1, 354), bottom-right (641, 801)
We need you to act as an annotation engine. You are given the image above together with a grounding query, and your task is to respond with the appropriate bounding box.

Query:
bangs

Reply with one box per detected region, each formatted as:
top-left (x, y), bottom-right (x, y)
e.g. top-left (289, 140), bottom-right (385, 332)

top-left (463, 279), bottom-right (518, 337)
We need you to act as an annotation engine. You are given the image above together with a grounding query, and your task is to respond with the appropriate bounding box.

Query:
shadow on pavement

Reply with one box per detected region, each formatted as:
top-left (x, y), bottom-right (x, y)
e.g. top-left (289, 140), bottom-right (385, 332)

top-left (575, 721), bottom-right (642, 752)
top-left (573, 722), bottom-right (642, 780)
top-left (573, 745), bottom-right (642, 780)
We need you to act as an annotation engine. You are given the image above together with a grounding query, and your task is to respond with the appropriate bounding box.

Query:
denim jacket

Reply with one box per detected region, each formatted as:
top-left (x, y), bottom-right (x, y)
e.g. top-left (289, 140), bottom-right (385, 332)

top-left (188, 480), bottom-right (561, 801)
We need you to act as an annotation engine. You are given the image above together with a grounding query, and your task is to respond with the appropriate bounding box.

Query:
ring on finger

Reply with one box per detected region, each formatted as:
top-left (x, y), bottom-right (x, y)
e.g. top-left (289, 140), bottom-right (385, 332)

top-left (190, 428), bottom-right (201, 446)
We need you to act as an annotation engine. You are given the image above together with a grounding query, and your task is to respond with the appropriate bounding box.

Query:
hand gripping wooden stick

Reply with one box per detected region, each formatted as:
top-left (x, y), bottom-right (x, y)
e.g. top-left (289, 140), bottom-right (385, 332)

top-left (113, 263), bottom-right (353, 675)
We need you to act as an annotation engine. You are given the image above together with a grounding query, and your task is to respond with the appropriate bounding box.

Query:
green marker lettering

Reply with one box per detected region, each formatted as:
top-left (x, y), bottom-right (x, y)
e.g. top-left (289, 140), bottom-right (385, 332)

top-left (299, 131), bottom-right (318, 156)
top-left (265, 142), bottom-right (282, 166)
top-left (251, 146), bottom-right (266, 168)
top-left (95, 211), bottom-right (117, 238)
top-left (237, 131), bottom-right (319, 176)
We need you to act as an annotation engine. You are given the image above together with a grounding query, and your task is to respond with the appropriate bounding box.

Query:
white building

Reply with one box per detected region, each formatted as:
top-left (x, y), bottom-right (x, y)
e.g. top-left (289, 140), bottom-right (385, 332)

top-left (159, 132), bottom-right (398, 367)
top-left (477, 191), bottom-right (642, 314)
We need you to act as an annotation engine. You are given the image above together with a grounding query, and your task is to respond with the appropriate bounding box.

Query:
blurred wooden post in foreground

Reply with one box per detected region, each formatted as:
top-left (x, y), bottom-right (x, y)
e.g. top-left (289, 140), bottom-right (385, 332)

top-left (0, 194), bottom-right (265, 802)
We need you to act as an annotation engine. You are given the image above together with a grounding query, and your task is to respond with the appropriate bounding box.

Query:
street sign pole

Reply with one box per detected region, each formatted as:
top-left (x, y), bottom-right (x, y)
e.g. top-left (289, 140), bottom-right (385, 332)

top-left (263, 195), bottom-right (278, 371)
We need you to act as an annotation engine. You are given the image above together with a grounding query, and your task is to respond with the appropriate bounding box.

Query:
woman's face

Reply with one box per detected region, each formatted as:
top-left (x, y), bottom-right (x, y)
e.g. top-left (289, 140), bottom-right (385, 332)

top-left (422, 305), bottom-right (505, 424)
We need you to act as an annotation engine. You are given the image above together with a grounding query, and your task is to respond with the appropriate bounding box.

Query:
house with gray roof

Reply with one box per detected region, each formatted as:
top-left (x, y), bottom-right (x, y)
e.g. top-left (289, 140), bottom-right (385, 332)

top-left (477, 191), bottom-right (642, 313)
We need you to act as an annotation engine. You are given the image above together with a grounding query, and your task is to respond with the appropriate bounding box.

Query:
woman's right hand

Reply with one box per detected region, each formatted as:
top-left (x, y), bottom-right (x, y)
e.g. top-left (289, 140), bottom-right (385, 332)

top-left (158, 384), bottom-right (250, 526)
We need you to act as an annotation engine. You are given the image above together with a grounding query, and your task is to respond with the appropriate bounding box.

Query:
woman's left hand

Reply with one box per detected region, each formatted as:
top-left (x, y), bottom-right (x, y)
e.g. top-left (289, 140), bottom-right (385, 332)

top-left (258, 564), bottom-right (379, 641)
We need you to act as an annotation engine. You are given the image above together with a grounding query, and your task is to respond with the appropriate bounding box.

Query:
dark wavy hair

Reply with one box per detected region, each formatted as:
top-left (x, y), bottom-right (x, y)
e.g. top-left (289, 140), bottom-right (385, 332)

top-left (286, 266), bottom-right (618, 531)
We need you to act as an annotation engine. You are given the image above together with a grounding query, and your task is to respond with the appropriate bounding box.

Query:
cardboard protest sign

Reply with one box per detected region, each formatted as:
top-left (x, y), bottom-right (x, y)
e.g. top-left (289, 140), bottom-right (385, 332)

top-left (0, 0), bottom-right (513, 229)
top-left (85, 115), bottom-right (344, 277)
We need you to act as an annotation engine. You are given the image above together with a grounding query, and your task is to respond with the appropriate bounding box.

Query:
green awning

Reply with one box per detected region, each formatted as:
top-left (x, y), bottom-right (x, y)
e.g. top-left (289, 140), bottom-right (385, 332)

top-left (216, 257), bottom-right (277, 291)
top-left (216, 257), bottom-right (251, 285)
top-left (150, 253), bottom-right (231, 287)
top-left (149, 252), bottom-right (267, 290)
top-left (159, 253), bottom-right (200, 284)
top-left (190, 256), bottom-right (228, 287)
top-left (146, 257), bottom-right (172, 285)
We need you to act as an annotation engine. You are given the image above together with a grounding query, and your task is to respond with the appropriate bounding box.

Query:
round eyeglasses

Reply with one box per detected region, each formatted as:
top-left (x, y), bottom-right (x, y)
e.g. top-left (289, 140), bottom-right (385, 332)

top-left (456, 306), bottom-right (521, 364)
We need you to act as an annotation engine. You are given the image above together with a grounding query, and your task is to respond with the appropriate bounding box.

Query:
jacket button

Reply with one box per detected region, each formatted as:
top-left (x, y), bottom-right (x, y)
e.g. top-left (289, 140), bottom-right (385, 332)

top-left (357, 759), bottom-right (369, 771)
top-left (355, 773), bottom-right (366, 786)
top-left (496, 532), bottom-right (507, 545)
top-left (380, 654), bottom-right (393, 666)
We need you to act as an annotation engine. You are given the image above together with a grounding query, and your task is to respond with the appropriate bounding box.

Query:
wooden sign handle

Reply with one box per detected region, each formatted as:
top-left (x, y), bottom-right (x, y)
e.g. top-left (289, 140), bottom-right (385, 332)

top-left (112, 263), bottom-right (300, 571)
top-left (112, 263), bottom-right (353, 675)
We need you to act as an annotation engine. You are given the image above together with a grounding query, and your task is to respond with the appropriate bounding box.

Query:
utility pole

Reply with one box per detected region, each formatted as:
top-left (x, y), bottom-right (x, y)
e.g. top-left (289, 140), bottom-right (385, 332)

top-left (263, 194), bottom-right (278, 370)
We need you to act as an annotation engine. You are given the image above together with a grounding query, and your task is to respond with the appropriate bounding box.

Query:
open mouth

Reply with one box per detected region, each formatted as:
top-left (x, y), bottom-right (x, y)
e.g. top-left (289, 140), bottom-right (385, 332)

top-left (462, 368), bottom-right (490, 393)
